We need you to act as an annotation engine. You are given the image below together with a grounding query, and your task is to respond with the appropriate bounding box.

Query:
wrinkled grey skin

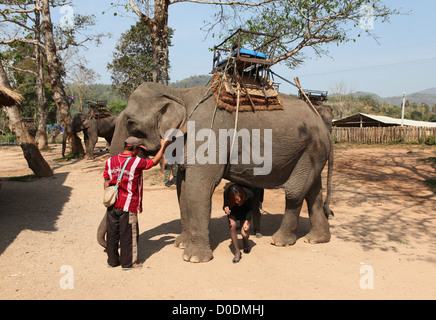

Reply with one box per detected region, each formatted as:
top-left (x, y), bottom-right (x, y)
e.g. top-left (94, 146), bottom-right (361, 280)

top-left (315, 104), bottom-right (333, 134)
top-left (98, 82), bottom-right (333, 263)
top-left (62, 113), bottom-right (117, 159)
top-left (314, 103), bottom-right (334, 218)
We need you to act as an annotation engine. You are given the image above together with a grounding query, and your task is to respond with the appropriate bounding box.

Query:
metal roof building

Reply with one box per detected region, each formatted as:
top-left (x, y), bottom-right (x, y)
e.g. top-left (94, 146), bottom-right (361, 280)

top-left (333, 113), bottom-right (436, 128)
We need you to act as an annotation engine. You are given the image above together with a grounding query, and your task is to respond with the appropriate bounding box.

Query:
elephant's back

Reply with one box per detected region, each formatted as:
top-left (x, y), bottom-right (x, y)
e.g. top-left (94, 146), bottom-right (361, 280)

top-left (235, 92), bottom-right (329, 137)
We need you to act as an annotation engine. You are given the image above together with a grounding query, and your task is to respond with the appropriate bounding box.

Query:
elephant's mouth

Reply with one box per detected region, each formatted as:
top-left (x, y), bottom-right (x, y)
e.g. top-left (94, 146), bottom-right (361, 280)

top-left (137, 149), bottom-right (148, 159)
top-left (138, 146), bottom-right (159, 158)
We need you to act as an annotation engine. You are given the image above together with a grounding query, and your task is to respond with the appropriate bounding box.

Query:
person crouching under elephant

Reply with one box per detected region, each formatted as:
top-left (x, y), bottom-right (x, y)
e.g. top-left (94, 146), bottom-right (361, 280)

top-left (223, 184), bottom-right (256, 263)
top-left (103, 136), bottom-right (169, 270)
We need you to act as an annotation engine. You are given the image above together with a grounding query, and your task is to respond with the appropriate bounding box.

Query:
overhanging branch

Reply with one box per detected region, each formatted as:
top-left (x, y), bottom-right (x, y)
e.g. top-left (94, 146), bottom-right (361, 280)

top-left (170, 0), bottom-right (275, 6)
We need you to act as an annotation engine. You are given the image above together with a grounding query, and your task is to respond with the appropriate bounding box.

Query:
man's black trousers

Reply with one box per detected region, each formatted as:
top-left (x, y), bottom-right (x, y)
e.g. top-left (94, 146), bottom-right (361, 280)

top-left (106, 206), bottom-right (139, 268)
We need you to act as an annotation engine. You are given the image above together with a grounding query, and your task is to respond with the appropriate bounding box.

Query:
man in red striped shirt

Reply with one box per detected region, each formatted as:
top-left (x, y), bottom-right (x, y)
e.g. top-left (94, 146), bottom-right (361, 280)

top-left (103, 136), bottom-right (169, 269)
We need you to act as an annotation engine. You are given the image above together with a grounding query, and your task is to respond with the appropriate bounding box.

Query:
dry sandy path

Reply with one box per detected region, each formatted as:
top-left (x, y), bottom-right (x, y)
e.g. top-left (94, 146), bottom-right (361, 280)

top-left (0, 142), bottom-right (435, 300)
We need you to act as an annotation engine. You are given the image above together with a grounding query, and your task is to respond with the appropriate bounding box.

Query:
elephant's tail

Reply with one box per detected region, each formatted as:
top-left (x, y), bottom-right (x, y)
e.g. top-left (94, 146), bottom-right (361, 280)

top-left (324, 141), bottom-right (334, 219)
top-left (97, 213), bottom-right (107, 248)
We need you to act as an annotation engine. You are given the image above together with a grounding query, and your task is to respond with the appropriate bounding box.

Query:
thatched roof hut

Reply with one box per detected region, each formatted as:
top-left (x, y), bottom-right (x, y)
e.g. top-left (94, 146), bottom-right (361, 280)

top-left (0, 84), bottom-right (22, 107)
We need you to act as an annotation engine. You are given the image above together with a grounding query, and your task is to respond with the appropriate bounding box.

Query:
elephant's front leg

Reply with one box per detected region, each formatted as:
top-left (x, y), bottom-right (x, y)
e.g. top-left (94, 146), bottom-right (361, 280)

top-left (85, 129), bottom-right (98, 160)
top-left (181, 166), bottom-right (222, 263)
top-left (272, 156), bottom-right (310, 246)
top-left (174, 166), bottom-right (190, 249)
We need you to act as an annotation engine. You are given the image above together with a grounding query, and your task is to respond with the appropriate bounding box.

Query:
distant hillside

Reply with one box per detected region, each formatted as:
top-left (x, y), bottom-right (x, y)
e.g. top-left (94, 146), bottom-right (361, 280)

top-left (170, 76), bottom-right (436, 106)
top-left (67, 83), bottom-right (126, 103)
top-left (169, 75), bottom-right (211, 88)
top-left (354, 89), bottom-right (436, 106)
top-left (418, 88), bottom-right (436, 95)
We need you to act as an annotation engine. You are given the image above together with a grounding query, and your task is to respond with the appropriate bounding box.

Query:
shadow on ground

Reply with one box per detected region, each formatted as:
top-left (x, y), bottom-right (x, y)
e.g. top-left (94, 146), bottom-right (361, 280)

top-left (137, 211), bottom-right (311, 262)
top-left (0, 172), bottom-right (71, 255)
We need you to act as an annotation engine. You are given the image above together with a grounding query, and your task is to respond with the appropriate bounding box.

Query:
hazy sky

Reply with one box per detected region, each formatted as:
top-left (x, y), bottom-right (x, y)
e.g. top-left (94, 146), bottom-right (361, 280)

top-left (56, 0), bottom-right (436, 98)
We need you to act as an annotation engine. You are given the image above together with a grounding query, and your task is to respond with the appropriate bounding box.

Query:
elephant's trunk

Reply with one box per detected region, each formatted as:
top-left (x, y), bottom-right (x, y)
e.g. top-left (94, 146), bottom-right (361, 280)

top-left (97, 213), bottom-right (107, 248)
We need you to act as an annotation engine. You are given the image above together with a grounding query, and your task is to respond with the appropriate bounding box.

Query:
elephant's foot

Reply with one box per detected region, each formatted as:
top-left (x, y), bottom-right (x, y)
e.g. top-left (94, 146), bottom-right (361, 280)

top-left (304, 229), bottom-right (331, 244)
top-left (271, 230), bottom-right (297, 247)
top-left (174, 232), bottom-right (190, 249)
top-left (182, 243), bottom-right (213, 263)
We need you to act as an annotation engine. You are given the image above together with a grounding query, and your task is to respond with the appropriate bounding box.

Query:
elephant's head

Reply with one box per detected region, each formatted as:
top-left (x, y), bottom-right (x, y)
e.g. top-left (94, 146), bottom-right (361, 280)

top-left (111, 83), bottom-right (187, 156)
top-left (62, 114), bottom-right (92, 157)
top-left (73, 114), bottom-right (94, 131)
top-left (315, 104), bottom-right (333, 133)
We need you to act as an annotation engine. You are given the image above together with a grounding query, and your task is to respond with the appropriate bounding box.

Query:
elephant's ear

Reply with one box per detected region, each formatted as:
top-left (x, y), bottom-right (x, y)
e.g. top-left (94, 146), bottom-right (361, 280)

top-left (157, 94), bottom-right (187, 139)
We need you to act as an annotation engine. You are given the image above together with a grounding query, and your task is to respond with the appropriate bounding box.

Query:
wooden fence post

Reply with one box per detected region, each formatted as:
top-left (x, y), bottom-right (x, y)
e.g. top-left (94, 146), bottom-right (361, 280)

top-left (332, 126), bottom-right (435, 144)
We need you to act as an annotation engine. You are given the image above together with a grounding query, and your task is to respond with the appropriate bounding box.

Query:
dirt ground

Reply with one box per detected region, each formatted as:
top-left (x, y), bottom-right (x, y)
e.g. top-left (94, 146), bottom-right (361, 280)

top-left (0, 140), bottom-right (435, 300)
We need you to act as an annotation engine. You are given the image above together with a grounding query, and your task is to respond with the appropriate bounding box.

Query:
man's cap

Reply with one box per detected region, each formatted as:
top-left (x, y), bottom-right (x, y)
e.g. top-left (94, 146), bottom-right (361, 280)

top-left (125, 136), bottom-right (147, 150)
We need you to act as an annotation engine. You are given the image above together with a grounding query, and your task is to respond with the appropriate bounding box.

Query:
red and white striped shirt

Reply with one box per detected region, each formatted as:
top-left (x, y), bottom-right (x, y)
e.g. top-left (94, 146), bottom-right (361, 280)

top-left (103, 153), bottom-right (153, 213)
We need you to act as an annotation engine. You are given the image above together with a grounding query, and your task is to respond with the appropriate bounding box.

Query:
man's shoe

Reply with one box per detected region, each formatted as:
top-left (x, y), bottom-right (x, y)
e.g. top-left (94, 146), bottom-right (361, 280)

top-left (122, 262), bottom-right (143, 271)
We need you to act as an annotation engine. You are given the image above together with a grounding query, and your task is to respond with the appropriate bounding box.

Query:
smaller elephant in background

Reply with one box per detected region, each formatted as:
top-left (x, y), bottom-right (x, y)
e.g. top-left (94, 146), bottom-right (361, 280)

top-left (62, 113), bottom-right (117, 159)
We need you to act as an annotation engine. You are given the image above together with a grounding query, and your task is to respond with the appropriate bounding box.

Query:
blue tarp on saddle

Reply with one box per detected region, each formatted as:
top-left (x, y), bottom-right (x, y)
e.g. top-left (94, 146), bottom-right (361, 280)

top-left (236, 48), bottom-right (268, 59)
top-left (218, 48), bottom-right (268, 66)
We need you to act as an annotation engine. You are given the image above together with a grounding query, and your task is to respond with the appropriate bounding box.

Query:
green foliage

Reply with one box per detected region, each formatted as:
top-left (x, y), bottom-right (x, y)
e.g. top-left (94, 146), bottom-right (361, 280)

top-left (15, 75), bottom-right (57, 123)
top-left (404, 102), bottom-right (434, 122)
top-left (107, 100), bottom-right (127, 115)
top-left (0, 132), bottom-right (17, 143)
top-left (424, 136), bottom-right (436, 146)
top-left (418, 157), bottom-right (436, 164)
top-left (424, 179), bottom-right (436, 193)
top-left (0, 0), bottom-right (106, 127)
top-left (66, 84), bottom-right (127, 115)
top-left (329, 93), bottom-right (436, 122)
top-left (107, 21), bottom-right (153, 98)
top-left (107, 22), bottom-right (173, 98)
top-left (229, 0), bottom-right (399, 68)
top-left (2, 39), bottom-right (58, 124)
top-left (169, 75), bottom-right (211, 88)
top-left (53, 152), bottom-right (83, 162)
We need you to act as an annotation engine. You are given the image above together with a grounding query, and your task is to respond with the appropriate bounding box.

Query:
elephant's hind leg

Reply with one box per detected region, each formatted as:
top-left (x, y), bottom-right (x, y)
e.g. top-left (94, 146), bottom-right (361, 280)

top-left (304, 176), bottom-right (330, 244)
top-left (271, 196), bottom-right (302, 246)
top-left (272, 153), bottom-right (321, 247)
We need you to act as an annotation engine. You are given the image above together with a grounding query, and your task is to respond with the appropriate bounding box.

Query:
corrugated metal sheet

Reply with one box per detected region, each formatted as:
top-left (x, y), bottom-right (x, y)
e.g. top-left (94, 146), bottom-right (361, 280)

top-left (333, 113), bottom-right (436, 128)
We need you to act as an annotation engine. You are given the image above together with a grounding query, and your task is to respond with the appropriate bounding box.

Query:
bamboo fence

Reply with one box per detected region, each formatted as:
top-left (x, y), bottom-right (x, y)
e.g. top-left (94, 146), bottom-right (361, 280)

top-left (332, 126), bottom-right (436, 144)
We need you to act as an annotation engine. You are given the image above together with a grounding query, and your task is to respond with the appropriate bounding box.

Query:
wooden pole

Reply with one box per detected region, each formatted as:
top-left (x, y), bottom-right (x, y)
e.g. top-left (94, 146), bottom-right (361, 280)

top-left (294, 77), bottom-right (321, 119)
top-left (401, 92), bottom-right (406, 126)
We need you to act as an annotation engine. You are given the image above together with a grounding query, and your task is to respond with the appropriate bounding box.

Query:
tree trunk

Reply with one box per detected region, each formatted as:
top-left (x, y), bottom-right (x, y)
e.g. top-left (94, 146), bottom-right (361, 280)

top-left (0, 61), bottom-right (53, 178)
top-left (40, 0), bottom-right (82, 154)
top-left (34, 7), bottom-right (48, 149)
top-left (143, 0), bottom-right (170, 85)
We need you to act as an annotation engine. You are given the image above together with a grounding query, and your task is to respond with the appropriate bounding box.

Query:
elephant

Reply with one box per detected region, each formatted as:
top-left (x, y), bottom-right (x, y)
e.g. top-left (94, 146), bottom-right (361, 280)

top-left (314, 104), bottom-right (333, 134)
top-left (98, 82), bottom-right (333, 263)
top-left (62, 113), bottom-right (117, 159)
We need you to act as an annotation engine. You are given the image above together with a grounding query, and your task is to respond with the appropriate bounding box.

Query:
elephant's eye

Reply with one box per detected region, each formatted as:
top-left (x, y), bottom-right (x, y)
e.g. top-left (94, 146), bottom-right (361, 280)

top-left (127, 119), bottom-right (137, 131)
top-left (127, 119), bottom-right (147, 139)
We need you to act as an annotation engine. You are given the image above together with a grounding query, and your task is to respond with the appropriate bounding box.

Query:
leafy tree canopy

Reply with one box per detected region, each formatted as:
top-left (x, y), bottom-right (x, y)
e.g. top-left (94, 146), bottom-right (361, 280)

top-left (107, 21), bottom-right (173, 98)
top-left (221, 0), bottom-right (399, 69)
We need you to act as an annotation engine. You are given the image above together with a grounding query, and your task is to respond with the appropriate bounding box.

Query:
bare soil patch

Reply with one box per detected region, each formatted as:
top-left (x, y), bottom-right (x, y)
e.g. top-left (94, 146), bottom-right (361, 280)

top-left (0, 142), bottom-right (435, 300)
